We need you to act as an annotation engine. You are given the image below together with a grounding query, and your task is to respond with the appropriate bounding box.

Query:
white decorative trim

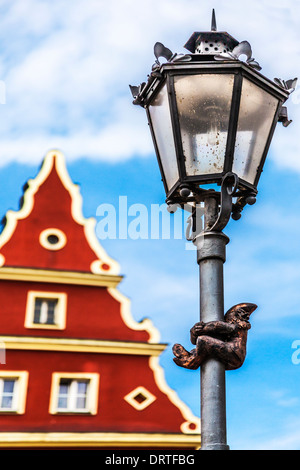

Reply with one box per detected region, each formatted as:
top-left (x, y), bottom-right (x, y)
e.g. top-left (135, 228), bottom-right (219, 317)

top-left (0, 150), bottom-right (120, 275)
top-left (0, 266), bottom-right (122, 287)
top-left (0, 335), bottom-right (166, 356)
top-left (0, 432), bottom-right (201, 448)
top-left (107, 287), bottom-right (161, 344)
top-left (124, 386), bottom-right (156, 411)
top-left (149, 357), bottom-right (201, 435)
top-left (107, 287), bottom-right (200, 434)
top-left (90, 260), bottom-right (112, 274)
top-left (39, 228), bottom-right (67, 251)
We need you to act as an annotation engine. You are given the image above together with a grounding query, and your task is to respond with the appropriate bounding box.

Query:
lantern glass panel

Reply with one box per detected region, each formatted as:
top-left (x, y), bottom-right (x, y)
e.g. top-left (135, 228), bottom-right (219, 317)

top-left (148, 84), bottom-right (179, 191)
top-left (232, 78), bottom-right (279, 185)
top-left (174, 74), bottom-right (234, 176)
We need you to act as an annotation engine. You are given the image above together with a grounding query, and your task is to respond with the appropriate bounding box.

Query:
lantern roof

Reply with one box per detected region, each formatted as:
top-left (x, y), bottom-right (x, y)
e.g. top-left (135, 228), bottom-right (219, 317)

top-left (184, 9), bottom-right (239, 55)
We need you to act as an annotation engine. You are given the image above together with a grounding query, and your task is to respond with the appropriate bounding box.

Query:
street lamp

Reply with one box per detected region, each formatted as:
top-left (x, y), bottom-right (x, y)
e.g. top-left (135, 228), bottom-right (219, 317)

top-left (130, 10), bottom-right (296, 450)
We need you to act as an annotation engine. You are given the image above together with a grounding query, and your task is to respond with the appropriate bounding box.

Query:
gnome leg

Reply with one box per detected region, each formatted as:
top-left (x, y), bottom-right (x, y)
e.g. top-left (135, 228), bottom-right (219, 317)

top-left (196, 335), bottom-right (244, 370)
top-left (172, 343), bottom-right (202, 370)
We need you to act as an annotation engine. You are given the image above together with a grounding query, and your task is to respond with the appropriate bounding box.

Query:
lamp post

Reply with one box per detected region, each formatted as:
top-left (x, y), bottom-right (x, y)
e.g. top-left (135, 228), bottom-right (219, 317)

top-left (130, 10), bottom-right (296, 450)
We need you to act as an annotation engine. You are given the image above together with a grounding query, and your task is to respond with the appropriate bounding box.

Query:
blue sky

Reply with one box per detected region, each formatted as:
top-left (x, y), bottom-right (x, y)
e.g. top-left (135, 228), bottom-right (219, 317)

top-left (0, 0), bottom-right (299, 450)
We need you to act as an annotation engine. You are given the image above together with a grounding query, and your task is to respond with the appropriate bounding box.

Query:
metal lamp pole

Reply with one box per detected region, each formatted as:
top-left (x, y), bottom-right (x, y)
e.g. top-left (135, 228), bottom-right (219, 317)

top-left (194, 196), bottom-right (229, 450)
top-left (176, 175), bottom-right (259, 450)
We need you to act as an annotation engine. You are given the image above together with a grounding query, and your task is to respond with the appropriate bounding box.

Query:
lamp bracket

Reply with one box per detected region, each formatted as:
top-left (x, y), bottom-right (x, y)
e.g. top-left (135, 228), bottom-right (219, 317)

top-left (278, 106), bottom-right (292, 127)
top-left (208, 172), bottom-right (239, 232)
top-left (185, 172), bottom-right (240, 241)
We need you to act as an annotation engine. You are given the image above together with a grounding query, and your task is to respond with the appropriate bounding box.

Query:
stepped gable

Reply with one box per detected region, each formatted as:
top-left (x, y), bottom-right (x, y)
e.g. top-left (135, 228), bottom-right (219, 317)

top-left (0, 150), bottom-right (201, 448)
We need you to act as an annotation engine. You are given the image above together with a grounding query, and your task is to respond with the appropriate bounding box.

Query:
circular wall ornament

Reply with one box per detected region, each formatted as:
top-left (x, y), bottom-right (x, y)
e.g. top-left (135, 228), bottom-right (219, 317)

top-left (90, 259), bottom-right (111, 274)
top-left (39, 228), bottom-right (67, 251)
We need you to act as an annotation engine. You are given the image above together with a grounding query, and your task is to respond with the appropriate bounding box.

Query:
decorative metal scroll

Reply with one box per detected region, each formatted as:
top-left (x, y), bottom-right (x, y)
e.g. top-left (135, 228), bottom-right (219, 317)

top-left (185, 172), bottom-right (239, 241)
top-left (152, 42), bottom-right (192, 69)
top-left (129, 42), bottom-right (191, 105)
top-left (209, 172), bottom-right (239, 232)
top-left (214, 40), bottom-right (261, 71)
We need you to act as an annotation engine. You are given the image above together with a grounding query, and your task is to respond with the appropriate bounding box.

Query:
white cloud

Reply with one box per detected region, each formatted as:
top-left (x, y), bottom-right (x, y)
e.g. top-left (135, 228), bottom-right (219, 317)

top-left (254, 417), bottom-right (300, 450)
top-left (268, 389), bottom-right (299, 408)
top-left (0, 0), bottom-right (298, 169)
top-left (0, 103), bottom-right (152, 166)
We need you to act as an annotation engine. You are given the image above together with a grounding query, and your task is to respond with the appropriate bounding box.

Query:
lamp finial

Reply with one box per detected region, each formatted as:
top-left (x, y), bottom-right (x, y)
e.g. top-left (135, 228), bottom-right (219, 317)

top-left (211, 9), bottom-right (217, 31)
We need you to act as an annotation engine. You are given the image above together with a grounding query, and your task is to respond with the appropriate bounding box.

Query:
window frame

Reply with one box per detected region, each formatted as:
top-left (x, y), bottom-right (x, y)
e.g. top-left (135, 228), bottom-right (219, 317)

top-left (49, 372), bottom-right (99, 415)
top-left (24, 291), bottom-right (67, 330)
top-left (0, 371), bottom-right (28, 414)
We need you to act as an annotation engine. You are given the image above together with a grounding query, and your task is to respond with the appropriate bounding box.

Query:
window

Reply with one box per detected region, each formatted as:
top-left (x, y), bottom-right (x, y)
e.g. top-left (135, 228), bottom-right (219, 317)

top-left (0, 371), bottom-right (28, 414)
top-left (34, 298), bottom-right (57, 325)
top-left (57, 379), bottom-right (89, 411)
top-left (49, 373), bottom-right (99, 415)
top-left (25, 291), bottom-right (67, 330)
top-left (0, 378), bottom-right (16, 410)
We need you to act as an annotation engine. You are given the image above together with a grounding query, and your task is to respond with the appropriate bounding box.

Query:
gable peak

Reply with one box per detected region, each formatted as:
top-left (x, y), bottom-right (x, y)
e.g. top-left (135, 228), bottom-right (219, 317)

top-left (0, 150), bottom-right (120, 275)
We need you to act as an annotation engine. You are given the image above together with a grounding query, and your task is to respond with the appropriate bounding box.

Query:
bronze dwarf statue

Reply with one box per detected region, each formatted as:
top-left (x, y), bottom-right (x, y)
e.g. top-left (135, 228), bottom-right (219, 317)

top-left (173, 303), bottom-right (257, 370)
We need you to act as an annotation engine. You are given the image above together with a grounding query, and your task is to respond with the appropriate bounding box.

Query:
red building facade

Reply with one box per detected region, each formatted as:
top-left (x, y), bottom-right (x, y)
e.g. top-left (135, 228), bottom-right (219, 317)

top-left (0, 150), bottom-right (200, 449)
